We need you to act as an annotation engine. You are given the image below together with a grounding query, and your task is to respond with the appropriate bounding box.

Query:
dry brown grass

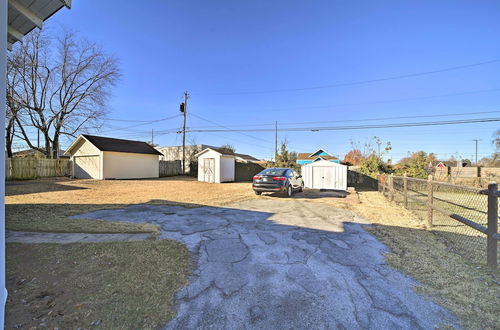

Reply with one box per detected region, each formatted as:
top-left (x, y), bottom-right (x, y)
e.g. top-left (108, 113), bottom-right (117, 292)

top-left (345, 191), bottom-right (500, 330)
top-left (6, 176), bottom-right (256, 233)
top-left (6, 240), bottom-right (189, 329)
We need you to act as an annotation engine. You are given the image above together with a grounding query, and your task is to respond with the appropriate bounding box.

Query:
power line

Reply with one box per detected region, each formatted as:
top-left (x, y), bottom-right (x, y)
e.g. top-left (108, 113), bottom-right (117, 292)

top-left (182, 110), bottom-right (500, 129)
top-left (104, 117), bottom-right (169, 123)
top-left (183, 117), bottom-right (500, 133)
top-left (195, 59), bottom-right (500, 95)
top-left (99, 114), bottom-right (182, 133)
top-left (189, 112), bottom-right (273, 143)
top-left (203, 87), bottom-right (500, 114)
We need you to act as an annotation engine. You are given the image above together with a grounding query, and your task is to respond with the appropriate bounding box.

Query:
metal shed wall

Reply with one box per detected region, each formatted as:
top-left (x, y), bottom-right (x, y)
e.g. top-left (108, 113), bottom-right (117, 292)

top-left (302, 160), bottom-right (347, 190)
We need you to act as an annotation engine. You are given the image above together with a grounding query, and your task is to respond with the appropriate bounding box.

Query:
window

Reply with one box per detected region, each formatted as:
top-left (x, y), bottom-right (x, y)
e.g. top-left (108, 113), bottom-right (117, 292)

top-left (260, 168), bottom-right (287, 176)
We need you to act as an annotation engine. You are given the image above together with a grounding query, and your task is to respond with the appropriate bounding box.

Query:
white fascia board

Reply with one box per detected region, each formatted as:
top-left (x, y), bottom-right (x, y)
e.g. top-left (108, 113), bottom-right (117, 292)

top-left (7, 25), bottom-right (23, 42)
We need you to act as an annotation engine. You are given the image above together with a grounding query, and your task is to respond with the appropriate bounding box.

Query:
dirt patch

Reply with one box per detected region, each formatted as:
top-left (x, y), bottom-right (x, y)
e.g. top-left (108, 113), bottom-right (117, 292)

top-left (6, 176), bottom-right (256, 233)
top-left (6, 240), bottom-right (189, 329)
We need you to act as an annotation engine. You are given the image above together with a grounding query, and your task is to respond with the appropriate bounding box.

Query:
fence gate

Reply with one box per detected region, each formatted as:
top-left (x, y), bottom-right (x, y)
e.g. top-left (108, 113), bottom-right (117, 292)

top-left (203, 158), bottom-right (215, 183)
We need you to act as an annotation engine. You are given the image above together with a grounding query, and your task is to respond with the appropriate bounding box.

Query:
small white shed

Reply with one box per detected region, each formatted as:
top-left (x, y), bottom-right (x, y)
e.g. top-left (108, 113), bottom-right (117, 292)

top-left (301, 159), bottom-right (347, 190)
top-left (196, 148), bottom-right (235, 183)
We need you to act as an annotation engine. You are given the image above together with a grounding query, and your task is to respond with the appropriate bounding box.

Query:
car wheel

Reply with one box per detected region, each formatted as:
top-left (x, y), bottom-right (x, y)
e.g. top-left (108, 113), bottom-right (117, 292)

top-left (255, 191), bottom-right (262, 195)
top-left (300, 183), bottom-right (304, 192)
top-left (286, 185), bottom-right (292, 197)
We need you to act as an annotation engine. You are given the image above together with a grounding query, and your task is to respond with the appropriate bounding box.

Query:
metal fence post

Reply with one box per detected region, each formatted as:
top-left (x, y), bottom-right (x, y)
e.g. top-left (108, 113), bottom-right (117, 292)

top-left (487, 182), bottom-right (498, 268)
top-left (427, 175), bottom-right (433, 228)
top-left (403, 173), bottom-right (408, 208)
top-left (389, 174), bottom-right (394, 201)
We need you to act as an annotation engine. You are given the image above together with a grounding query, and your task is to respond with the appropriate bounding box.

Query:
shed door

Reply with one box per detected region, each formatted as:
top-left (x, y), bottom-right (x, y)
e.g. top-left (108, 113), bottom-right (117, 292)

top-left (203, 158), bottom-right (215, 183)
top-left (312, 166), bottom-right (328, 189)
top-left (74, 156), bottom-right (100, 179)
top-left (311, 166), bottom-right (346, 190)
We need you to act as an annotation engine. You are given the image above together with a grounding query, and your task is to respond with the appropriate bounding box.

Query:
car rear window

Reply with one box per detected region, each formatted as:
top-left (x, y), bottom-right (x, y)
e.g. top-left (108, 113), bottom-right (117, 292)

top-left (260, 169), bottom-right (287, 176)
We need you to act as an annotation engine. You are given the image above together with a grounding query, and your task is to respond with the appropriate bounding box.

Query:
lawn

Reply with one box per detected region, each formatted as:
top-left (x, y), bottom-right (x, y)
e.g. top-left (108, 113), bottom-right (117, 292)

top-left (6, 176), bottom-right (255, 233)
top-left (5, 176), bottom-right (256, 328)
top-left (6, 240), bottom-right (189, 329)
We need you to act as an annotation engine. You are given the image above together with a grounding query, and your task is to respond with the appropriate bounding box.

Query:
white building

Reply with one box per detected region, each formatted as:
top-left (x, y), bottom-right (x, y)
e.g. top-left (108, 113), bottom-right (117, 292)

top-left (65, 135), bottom-right (162, 179)
top-left (196, 148), bottom-right (236, 183)
top-left (301, 159), bottom-right (347, 190)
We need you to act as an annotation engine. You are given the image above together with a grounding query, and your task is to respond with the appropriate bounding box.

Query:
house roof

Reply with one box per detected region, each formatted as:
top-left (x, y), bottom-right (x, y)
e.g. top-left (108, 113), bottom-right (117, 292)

top-left (234, 152), bottom-right (260, 162)
top-left (13, 148), bottom-right (68, 158)
top-left (66, 135), bottom-right (162, 156)
top-left (297, 153), bottom-right (338, 161)
top-left (301, 159), bottom-right (345, 167)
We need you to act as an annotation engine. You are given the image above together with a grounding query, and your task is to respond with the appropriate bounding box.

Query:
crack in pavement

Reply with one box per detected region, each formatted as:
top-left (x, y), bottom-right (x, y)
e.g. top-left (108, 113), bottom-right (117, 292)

top-left (74, 198), bottom-right (460, 329)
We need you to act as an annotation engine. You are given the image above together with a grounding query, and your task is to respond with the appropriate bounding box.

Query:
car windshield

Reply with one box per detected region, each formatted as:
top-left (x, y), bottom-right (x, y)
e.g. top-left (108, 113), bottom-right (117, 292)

top-left (260, 169), bottom-right (287, 176)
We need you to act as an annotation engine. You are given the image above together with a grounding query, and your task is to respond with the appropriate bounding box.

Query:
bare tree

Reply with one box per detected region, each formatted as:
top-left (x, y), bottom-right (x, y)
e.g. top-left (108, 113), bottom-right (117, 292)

top-left (7, 28), bottom-right (120, 158)
top-left (6, 55), bottom-right (23, 157)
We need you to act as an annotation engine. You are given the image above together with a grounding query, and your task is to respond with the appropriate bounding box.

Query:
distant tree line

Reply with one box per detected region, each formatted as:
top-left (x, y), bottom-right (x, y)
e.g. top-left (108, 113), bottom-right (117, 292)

top-left (343, 131), bottom-right (500, 179)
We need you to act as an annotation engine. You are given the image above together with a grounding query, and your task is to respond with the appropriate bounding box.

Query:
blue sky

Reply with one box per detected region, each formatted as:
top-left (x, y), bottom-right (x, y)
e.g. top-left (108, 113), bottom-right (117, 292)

top-left (47, 0), bottom-right (500, 161)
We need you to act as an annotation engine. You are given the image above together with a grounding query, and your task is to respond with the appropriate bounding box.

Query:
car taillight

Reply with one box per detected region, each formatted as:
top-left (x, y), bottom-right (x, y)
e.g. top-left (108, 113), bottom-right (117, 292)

top-left (272, 176), bottom-right (287, 181)
top-left (253, 175), bottom-right (261, 180)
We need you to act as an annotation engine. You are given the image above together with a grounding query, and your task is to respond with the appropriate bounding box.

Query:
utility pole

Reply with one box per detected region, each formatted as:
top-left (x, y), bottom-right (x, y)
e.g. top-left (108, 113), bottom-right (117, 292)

top-left (473, 139), bottom-right (481, 166)
top-left (275, 121), bottom-right (278, 162)
top-left (181, 91), bottom-right (189, 174)
top-left (151, 128), bottom-right (154, 145)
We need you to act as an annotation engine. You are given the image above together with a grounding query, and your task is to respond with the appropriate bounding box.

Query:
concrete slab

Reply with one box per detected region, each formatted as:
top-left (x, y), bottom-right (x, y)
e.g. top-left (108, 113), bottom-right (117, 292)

top-left (75, 199), bottom-right (460, 329)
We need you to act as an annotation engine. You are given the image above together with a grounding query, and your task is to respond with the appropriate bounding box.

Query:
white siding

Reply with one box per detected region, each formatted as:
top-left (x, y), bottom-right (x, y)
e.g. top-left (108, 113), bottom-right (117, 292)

top-left (220, 156), bottom-right (235, 182)
top-left (102, 151), bottom-right (159, 179)
top-left (72, 138), bottom-right (100, 157)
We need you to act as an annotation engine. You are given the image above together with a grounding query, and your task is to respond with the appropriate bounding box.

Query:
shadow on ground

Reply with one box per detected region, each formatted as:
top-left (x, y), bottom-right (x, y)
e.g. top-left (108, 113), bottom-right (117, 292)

top-left (5, 177), bottom-right (88, 196)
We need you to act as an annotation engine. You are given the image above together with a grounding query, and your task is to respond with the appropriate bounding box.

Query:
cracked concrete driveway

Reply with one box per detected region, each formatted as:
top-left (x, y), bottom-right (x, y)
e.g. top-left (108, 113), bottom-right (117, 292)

top-left (76, 198), bottom-right (458, 329)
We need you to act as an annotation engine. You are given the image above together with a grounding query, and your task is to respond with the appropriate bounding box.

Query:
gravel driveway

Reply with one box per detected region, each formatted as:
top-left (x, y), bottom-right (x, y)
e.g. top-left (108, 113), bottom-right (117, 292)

top-left (76, 198), bottom-right (458, 329)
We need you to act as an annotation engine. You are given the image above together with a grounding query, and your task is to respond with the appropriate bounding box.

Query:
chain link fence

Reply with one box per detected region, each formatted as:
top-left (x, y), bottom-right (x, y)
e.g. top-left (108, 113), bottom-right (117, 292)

top-left (379, 174), bottom-right (499, 267)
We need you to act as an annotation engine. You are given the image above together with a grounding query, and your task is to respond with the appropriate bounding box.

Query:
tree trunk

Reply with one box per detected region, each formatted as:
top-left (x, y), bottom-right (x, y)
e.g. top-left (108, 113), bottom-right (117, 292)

top-left (52, 134), bottom-right (59, 159)
top-left (6, 120), bottom-right (15, 158)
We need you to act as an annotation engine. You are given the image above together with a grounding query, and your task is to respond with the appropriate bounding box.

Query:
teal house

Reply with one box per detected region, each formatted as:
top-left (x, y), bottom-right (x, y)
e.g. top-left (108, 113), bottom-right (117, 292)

top-left (296, 149), bottom-right (340, 165)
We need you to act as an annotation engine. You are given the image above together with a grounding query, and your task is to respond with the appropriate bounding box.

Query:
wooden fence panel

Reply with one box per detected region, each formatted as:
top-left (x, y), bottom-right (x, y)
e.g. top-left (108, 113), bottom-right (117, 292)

top-left (6, 158), bottom-right (71, 180)
top-left (159, 160), bottom-right (182, 177)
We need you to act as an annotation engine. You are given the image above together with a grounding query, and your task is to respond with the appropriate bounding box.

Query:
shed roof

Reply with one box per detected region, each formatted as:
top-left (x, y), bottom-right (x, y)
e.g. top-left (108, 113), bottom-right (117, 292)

top-left (195, 147), bottom-right (237, 157)
top-left (66, 135), bottom-right (162, 156)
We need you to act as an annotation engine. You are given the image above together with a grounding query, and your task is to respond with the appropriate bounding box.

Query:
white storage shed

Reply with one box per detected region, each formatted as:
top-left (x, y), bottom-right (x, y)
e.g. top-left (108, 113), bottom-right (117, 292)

top-left (301, 159), bottom-right (347, 190)
top-left (196, 148), bottom-right (235, 183)
top-left (65, 135), bottom-right (162, 179)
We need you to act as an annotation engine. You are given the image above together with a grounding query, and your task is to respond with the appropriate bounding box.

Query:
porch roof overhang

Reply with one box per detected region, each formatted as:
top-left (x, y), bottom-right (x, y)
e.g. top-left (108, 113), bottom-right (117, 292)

top-left (7, 0), bottom-right (71, 50)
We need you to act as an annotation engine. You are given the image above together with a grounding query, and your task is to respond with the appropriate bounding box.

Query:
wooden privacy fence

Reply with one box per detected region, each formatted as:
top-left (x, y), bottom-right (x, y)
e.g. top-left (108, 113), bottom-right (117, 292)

top-left (6, 158), bottom-right (72, 180)
top-left (379, 174), bottom-right (499, 267)
top-left (159, 160), bottom-right (182, 177)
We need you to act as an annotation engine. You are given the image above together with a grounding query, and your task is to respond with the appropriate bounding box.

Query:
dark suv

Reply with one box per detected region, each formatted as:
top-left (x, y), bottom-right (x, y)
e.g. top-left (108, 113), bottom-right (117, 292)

top-left (252, 168), bottom-right (304, 197)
